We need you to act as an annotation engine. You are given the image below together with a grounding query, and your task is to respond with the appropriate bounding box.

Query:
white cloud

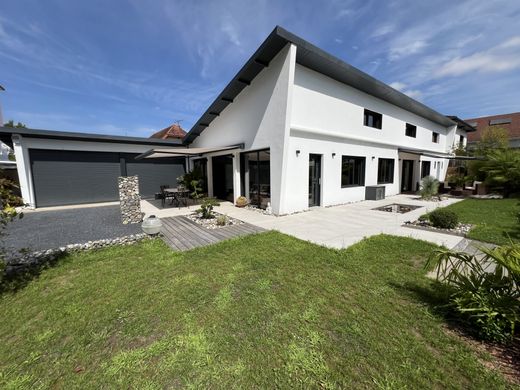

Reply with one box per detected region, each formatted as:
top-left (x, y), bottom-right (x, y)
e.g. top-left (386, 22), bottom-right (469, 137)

top-left (371, 24), bottom-right (395, 38)
top-left (389, 81), bottom-right (407, 90)
top-left (436, 36), bottom-right (520, 77)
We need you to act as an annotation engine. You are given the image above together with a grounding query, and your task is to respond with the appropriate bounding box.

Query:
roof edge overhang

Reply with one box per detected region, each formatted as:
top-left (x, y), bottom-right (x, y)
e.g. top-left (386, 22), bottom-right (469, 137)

top-left (0, 126), bottom-right (184, 148)
top-left (183, 25), bottom-right (457, 144)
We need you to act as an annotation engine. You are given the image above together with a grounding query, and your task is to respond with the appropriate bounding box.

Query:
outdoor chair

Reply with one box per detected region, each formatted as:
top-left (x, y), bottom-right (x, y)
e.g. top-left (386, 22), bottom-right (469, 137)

top-left (160, 185), bottom-right (175, 207)
top-left (176, 184), bottom-right (190, 208)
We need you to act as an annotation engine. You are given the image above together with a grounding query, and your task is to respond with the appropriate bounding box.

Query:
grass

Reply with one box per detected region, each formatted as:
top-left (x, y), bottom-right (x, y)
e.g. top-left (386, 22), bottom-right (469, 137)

top-left (437, 198), bottom-right (520, 245)
top-left (0, 233), bottom-right (510, 389)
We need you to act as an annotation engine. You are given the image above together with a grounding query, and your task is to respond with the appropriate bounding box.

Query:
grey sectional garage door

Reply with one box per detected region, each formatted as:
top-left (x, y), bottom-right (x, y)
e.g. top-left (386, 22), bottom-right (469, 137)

top-left (30, 149), bottom-right (185, 207)
top-left (124, 154), bottom-right (185, 198)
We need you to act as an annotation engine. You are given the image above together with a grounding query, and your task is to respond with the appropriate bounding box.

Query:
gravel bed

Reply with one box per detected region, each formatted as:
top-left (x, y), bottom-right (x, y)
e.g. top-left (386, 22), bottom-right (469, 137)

top-left (404, 220), bottom-right (473, 236)
top-left (186, 212), bottom-right (244, 229)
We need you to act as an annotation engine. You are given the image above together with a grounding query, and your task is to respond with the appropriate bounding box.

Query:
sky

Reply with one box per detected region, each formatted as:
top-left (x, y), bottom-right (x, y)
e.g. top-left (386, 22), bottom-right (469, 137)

top-left (0, 0), bottom-right (519, 137)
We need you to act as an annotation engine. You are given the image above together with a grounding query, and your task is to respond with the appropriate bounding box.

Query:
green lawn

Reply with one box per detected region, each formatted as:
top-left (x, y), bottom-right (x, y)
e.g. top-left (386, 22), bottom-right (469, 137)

top-left (440, 198), bottom-right (520, 245)
top-left (0, 233), bottom-right (509, 389)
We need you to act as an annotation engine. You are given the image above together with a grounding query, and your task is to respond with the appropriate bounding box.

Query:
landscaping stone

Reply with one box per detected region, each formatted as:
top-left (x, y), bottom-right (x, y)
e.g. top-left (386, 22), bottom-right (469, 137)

top-left (3, 233), bottom-right (153, 279)
top-left (119, 175), bottom-right (143, 224)
top-left (186, 211), bottom-right (244, 229)
top-left (404, 219), bottom-right (473, 237)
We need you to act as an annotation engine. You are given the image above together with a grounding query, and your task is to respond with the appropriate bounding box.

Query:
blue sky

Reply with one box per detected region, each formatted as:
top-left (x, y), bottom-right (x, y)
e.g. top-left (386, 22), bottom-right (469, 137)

top-left (1, 0), bottom-right (519, 137)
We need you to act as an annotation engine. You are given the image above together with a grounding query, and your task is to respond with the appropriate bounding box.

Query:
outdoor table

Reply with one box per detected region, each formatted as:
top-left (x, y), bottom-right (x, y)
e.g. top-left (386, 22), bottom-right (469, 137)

top-left (163, 188), bottom-right (190, 207)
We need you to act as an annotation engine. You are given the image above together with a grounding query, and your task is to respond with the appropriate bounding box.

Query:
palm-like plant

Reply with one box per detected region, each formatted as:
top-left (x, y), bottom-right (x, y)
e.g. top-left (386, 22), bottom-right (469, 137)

top-left (480, 149), bottom-right (520, 196)
top-left (427, 242), bottom-right (520, 342)
top-left (419, 175), bottom-right (439, 199)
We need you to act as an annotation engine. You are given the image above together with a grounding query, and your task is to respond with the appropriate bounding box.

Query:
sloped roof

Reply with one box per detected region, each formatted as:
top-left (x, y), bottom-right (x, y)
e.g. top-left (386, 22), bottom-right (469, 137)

top-left (150, 123), bottom-right (187, 140)
top-left (183, 26), bottom-right (456, 144)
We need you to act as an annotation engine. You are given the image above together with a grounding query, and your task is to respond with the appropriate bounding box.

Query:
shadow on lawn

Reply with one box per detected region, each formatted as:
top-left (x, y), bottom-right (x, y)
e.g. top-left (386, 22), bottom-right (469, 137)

top-left (1, 252), bottom-right (71, 294)
top-left (391, 280), bottom-right (520, 385)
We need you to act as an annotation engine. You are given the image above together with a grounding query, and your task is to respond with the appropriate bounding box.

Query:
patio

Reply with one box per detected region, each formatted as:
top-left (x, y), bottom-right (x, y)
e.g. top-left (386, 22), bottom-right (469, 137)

top-left (141, 194), bottom-right (466, 249)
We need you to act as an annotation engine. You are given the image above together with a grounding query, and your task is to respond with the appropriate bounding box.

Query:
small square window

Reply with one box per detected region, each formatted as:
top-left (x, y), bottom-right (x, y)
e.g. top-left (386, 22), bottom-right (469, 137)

top-left (432, 132), bottom-right (439, 143)
top-left (363, 109), bottom-right (382, 129)
top-left (405, 123), bottom-right (417, 138)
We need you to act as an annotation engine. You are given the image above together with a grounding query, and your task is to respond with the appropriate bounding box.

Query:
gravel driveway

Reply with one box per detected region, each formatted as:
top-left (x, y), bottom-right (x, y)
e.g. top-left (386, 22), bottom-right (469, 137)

top-left (3, 205), bottom-right (141, 252)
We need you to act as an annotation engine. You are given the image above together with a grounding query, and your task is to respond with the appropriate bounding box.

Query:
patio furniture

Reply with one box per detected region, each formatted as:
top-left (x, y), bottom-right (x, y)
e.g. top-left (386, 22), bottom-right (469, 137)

top-left (163, 186), bottom-right (190, 208)
top-left (160, 185), bottom-right (176, 207)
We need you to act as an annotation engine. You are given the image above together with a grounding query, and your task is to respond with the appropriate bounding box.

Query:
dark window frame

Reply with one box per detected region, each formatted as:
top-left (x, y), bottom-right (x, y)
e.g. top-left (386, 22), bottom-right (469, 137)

top-left (341, 155), bottom-right (366, 187)
top-left (432, 132), bottom-right (439, 143)
top-left (421, 161), bottom-right (431, 179)
top-left (377, 158), bottom-right (395, 184)
top-left (363, 109), bottom-right (383, 129)
top-left (405, 123), bottom-right (417, 138)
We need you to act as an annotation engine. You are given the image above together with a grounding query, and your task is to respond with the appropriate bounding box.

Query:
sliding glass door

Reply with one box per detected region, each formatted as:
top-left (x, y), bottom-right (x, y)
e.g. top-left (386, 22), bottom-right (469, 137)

top-left (240, 149), bottom-right (270, 209)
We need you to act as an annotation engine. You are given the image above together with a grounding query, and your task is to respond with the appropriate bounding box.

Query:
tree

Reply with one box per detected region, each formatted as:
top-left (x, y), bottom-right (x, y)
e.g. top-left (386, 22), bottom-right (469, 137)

top-left (480, 148), bottom-right (520, 197)
top-left (477, 126), bottom-right (509, 153)
top-left (4, 120), bottom-right (26, 128)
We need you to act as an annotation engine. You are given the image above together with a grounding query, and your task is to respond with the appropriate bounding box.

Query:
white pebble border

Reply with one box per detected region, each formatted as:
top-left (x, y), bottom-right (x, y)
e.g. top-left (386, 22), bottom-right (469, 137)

top-left (403, 220), bottom-right (473, 237)
top-left (186, 212), bottom-right (244, 229)
top-left (4, 233), bottom-right (154, 275)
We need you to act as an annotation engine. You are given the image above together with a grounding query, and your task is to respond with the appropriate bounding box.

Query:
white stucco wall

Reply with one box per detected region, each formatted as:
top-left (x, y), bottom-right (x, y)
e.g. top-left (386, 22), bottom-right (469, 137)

top-left (191, 43), bottom-right (296, 214)
top-left (291, 64), bottom-right (451, 154)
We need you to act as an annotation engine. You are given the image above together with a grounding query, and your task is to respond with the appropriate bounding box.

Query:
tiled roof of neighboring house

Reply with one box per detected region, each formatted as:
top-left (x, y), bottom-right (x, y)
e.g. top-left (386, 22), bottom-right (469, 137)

top-left (465, 112), bottom-right (520, 143)
top-left (150, 124), bottom-right (187, 140)
top-left (183, 26), bottom-right (456, 144)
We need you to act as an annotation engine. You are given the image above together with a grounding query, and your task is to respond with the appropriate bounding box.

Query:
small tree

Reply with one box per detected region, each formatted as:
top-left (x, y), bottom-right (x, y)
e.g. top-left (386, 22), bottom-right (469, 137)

top-left (480, 149), bottom-right (520, 197)
top-left (196, 198), bottom-right (219, 219)
top-left (0, 177), bottom-right (24, 283)
top-left (477, 126), bottom-right (509, 154)
top-left (4, 120), bottom-right (27, 128)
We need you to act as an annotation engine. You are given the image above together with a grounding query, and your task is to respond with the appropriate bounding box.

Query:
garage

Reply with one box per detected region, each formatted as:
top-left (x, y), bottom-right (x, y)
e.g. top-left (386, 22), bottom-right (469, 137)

top-left (0, 126), bottom-right (186, 208)
top-left (29, 149), bottom-right (185, 207)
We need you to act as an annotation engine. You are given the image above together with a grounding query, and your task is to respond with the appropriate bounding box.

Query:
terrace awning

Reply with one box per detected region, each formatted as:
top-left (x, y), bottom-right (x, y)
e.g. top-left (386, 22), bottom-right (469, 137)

top-left (135, 143), bottom-right (244, 159)
top-left (398, 148), bottom-right (483, 160)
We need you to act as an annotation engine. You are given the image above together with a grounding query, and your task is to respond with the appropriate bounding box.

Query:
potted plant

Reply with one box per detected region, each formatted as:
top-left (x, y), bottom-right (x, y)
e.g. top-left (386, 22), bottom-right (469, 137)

top-left (235, 196), bottom-right (248, 208)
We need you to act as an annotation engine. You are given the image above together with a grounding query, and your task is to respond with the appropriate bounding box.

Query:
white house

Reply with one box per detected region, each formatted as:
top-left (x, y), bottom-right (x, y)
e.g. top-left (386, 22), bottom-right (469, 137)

top-left (3, 26), bottom-right (474, 211)
top-left (143, 27), bottom-right (473, 215)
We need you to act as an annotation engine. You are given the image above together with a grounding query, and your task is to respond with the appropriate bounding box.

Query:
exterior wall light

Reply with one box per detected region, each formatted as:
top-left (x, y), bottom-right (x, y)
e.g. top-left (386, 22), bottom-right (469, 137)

top-left (296, 150), bottom-right (300, 156)
top-left (332, 153), bottom-right (336, 158)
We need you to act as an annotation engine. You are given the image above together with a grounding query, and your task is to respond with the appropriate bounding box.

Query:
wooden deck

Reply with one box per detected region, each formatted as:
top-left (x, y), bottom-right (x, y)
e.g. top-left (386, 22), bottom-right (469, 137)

top-left (160, 216), bottom-right (265, 251)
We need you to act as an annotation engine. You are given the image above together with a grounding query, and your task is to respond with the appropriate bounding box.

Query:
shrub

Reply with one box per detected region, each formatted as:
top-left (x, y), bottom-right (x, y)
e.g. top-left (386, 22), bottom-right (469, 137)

top-left (196, 197), bottom-right (220, 219)
top-left (235, 196), bottom-right (248, 207)
top-left (216, 214), bottom-right (228, 226)
top-left (429, 208), bottom-right (458, 229)
top-left (419, 175), bottom-right (439, 199)
top-left (427, 243), bottom-right (520, 342)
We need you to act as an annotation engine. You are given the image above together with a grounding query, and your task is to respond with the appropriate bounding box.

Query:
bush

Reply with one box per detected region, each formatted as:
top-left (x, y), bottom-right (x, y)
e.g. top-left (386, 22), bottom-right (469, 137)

top-left (429, 208), bottom-right (459, 229)
top-left (216, 214), bottom-right (228, 226)
top-left (419, 175), bottom-right (439, 199)
top-left (196, 197), bottom-right (220, 219)
top-left (427, 243), bottom-right (520, 342)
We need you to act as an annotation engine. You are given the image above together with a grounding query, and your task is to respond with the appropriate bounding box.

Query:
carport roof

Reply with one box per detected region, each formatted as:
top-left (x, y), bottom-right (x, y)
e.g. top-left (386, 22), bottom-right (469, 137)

top-left (0, 126), bottom-right (184, 148)
top-left (136, 144), bottom-right (244, 159)
top-left (183, 25), bottom-right (457, 144)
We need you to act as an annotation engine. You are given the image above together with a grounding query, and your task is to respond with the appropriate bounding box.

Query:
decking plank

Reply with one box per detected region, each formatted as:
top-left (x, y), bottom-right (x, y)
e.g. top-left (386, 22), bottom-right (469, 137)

top-left (159, 215), bottom-right (265, 251)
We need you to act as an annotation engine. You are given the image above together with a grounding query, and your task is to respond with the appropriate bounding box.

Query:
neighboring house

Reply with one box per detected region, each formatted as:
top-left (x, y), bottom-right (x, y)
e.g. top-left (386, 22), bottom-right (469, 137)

top-left (465, 112), bottom-right (520, 148)
top-left (143, 27), bottom-right (473, 215)
top-left (0, 127), bottom-right (185, 207)
top-left (150, 123), bottom-right (187, 140)
top-left (3, 26), bottom-right (473, 213)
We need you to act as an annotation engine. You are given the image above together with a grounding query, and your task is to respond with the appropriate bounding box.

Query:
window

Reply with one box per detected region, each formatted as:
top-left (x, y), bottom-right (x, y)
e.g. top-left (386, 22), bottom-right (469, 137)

top-left (363, 109), bottom-right (382, 129)
top-left (377, 158), bottom-right (395, 184)
top-left (240, 149), bottom-right (270, 209)
top-left (405, 123), bottom-right (417, 138)
top-left (341, 156), bottom-right (365, 187)
top-left (432, 132), bottom-right (439, 143)
top-left (421, 161), bottom-right (431, 178)
top-left (459, 135), bottom-right (464, 146)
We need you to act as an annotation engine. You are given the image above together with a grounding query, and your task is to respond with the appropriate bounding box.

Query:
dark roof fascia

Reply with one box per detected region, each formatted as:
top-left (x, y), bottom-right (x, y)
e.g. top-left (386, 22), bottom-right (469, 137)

top-left (183, 26), bottom-right (456, 144)
top-left (0, 127), bottom-right (184, 148)
top-left (446, 116), bottom-right (477, 132)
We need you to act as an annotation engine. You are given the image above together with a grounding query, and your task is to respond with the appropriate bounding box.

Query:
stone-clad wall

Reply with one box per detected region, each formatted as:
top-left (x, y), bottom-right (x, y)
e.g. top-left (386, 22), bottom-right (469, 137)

top-left (119, 176), bottom-right (142, 224)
